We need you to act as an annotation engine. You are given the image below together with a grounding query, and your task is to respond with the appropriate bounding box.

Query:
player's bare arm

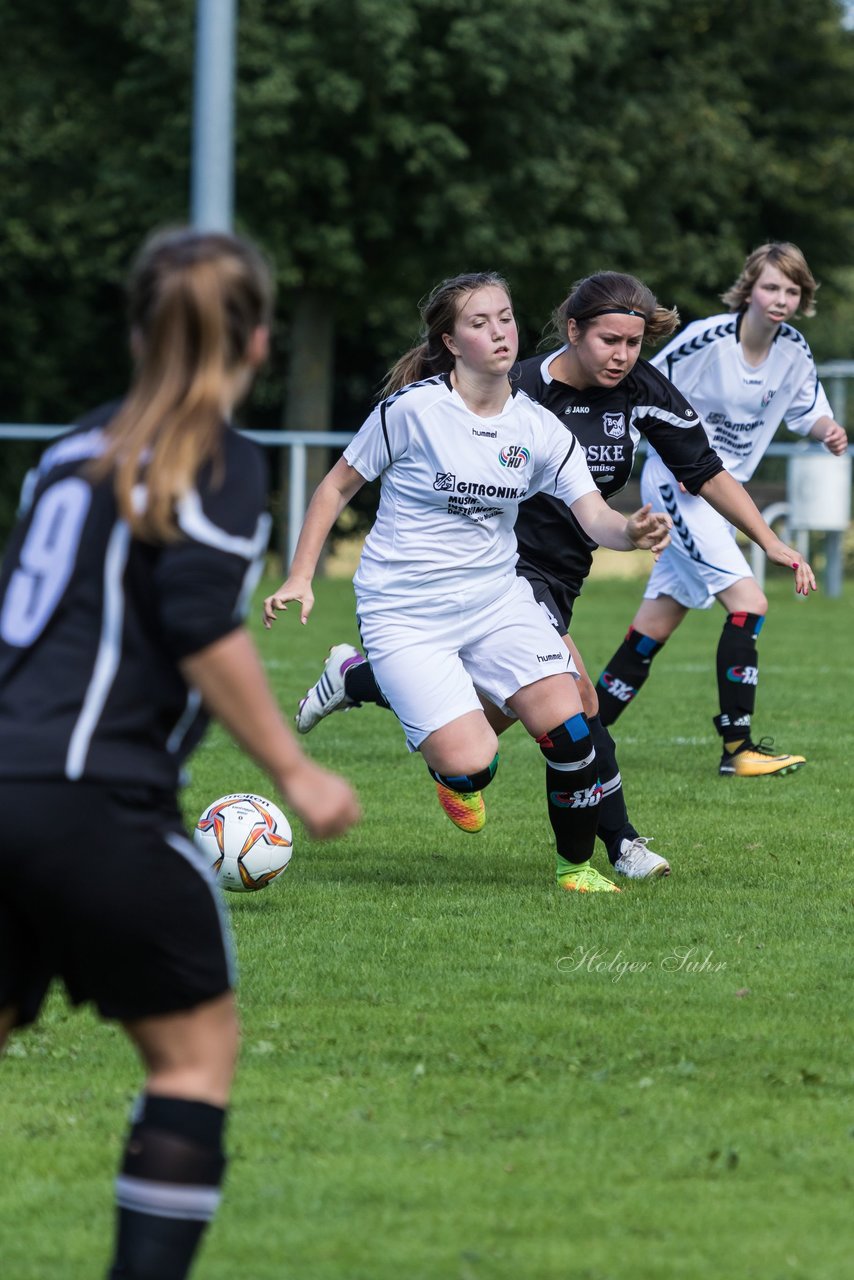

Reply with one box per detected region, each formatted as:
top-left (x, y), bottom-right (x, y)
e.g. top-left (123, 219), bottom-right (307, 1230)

top-left (263, 458), bottom-right (367, 627)
top-left (569, 491), bottom-right (671, 554)
top-left (697, 469), bottom-right (816, 594)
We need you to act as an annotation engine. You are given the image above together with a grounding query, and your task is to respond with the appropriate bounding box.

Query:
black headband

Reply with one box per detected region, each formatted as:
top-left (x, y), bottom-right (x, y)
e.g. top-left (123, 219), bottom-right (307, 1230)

top-left (587, 307), bottom-right (646, 318)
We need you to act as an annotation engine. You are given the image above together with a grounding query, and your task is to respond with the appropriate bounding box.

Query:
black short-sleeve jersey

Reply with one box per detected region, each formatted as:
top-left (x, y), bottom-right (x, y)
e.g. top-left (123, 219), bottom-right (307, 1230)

top-left (512, 349), bottom-right (723, 591)
top-left (0, 402), bottom-right (270, 789)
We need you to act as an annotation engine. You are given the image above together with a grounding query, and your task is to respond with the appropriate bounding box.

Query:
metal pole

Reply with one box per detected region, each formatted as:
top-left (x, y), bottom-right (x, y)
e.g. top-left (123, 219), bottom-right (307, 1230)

top-left (825, 531), bottom-right (844, 597)
top-left (827, 376), bottom-right (848, 428)
top-left (287, 443), bottom-right (308, 570)
top-left (191, 0), bottom-right (237, 231)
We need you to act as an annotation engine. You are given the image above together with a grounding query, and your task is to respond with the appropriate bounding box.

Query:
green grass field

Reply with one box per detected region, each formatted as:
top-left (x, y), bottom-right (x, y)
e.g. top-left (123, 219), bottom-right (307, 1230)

top-left (2, 571), bottom-right (852, 1280)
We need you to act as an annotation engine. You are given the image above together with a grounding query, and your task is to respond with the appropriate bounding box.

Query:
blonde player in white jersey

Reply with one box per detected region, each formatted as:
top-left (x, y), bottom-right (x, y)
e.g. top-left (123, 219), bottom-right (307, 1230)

top-left (596, 243), bottom-right (847, 776)
top-left (265, 272), bottom-right (672, 893)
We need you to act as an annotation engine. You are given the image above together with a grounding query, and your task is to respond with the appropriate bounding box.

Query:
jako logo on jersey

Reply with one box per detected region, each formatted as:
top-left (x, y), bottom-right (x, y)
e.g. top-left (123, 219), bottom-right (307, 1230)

top-left (550, 782), bottom-right (602, 809)
top-left (564, 405), bottom-right (589, 414)
top-left (603, 412), bottom-right (625, 439)
top-left (499, 444), bottom-right (531, 468)
top-left (727, 665), bottom-right (759, 686)
top-left (434, 472), bottom-right (456, 491)
top-left (600, 672), bottom-right (636, 702)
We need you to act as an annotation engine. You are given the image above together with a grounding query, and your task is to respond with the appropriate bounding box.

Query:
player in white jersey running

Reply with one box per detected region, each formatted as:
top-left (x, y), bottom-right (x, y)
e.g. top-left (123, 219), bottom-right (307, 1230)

top-left (265, 272), bottom-right (672, 893)
top-left (596, 243), bottom-right (848, 776)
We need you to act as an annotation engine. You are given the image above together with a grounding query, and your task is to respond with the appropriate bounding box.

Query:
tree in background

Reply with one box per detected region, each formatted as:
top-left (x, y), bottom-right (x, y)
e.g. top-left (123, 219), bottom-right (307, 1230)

top-left (1, 0), bottom-right (853, 539)
top-left (0, 0), bottom-right (196, 531)
top-left (235, 0), bottom-right (854, 376)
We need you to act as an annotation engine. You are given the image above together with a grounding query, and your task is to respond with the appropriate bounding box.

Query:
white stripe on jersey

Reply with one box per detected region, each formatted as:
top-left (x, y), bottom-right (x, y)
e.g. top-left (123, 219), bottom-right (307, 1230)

top-left (234, 533), bottom-right (269, 620)
top-left (166, 688), bottom-right (202, 755)
top-left (176, 493), bottom-right (271, 560)
top-left (165, 831), bottom-right (237, 987)
top-left (17, 430), bottom-right (106, 519)
top-left (65, 520), bottom-right (131, 781)
top-left (36, 427), bottom-right (106, 478)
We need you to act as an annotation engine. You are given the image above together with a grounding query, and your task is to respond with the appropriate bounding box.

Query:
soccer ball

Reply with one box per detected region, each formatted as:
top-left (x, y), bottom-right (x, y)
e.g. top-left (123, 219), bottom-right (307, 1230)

top-left (194, 793), bottom-right (293, 892)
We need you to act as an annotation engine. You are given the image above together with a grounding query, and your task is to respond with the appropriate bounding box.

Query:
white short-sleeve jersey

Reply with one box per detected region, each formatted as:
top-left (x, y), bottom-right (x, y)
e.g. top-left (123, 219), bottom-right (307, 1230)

top-left (650, 314), bottom-right (832, 482)
top-left (344, 373), bottom-right (597, 616)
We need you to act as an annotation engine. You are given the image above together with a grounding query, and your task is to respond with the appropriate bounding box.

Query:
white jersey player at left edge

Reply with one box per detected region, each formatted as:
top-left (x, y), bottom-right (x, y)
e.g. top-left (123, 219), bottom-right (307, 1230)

top-left (265, 271), bottom-right (672, 894)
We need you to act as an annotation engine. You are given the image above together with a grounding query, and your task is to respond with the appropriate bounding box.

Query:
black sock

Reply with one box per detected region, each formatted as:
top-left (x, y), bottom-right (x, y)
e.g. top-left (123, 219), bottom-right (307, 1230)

top-left (596, 628), bottom-right (664, 727)
top-left (588, 715), bottom-right (637, 863)
top-left (109, 1094), bottom-right (227, 1280)
top-left (343, 660), bottom-right (390, 708)
top-left (538, 715), bottom-right (601, 867)
top-left (715, 612), bottom-right (763, 746)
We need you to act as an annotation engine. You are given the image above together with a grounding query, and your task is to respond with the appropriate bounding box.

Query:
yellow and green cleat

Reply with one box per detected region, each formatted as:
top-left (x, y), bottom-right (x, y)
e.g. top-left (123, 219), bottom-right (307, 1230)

top-left (557, 859), bottom-right (621, 893)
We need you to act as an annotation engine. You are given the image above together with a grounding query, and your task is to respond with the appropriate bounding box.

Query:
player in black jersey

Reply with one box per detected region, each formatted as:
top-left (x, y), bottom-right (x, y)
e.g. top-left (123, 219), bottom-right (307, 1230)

top-left (0, 228), bottom-right (359, 1280)
top-left (276, 272), bottom-right (812, 879)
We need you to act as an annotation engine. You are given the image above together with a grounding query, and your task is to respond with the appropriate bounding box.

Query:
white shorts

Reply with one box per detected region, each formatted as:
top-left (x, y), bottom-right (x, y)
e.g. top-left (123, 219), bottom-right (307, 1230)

top-left (357, 574), bottom-right (577, 750)
top-left (641, 454), bottom-right (754, 610)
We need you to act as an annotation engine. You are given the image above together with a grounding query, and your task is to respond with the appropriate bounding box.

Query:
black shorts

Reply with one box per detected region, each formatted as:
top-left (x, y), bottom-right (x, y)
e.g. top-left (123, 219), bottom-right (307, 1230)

top-left (0, 780), bottom-right (235, 1028)
top-left (515, 558), bottom-right (578, 635)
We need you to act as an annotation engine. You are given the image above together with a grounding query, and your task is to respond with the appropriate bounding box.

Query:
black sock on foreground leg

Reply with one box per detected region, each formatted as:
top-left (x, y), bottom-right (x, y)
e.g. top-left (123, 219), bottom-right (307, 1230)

top-left (108, 1095), bottom-right (227, 1280)
top-left (537, 715), bottom-right (600, 868)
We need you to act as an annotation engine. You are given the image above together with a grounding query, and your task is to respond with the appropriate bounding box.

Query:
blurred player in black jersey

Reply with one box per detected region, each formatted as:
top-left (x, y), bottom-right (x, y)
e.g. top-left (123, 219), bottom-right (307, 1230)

top-left (0, 227), bottom-right (360, 1280)
top-left (278, 272), bottom-right (813, 880)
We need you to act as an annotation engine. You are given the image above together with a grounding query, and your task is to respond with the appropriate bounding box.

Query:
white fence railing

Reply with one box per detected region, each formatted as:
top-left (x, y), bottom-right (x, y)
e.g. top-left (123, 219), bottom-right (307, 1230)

top-left (2, 363), bottom-right (853, 590)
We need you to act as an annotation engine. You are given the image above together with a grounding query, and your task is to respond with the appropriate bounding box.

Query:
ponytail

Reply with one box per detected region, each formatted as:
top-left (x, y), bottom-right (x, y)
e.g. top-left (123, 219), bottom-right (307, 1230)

top-left (93, 229), bottom-right (273, 541)
top-left (381, 339), bottom-right (454, 398)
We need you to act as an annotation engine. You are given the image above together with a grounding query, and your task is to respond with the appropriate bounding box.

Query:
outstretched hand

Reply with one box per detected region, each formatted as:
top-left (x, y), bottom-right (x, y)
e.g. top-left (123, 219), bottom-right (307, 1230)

top-left (262, 576), bottom-right (314, 629)
top-left (626, 503), bottom-right (672, 558)
top-left (765, 540), bottom-right (817, 596)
